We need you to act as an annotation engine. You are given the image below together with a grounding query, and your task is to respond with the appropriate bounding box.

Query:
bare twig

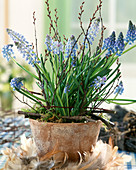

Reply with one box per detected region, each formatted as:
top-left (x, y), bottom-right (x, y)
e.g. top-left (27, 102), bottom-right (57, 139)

top-left (11, 89), bottom-right (37, 112)
top-left (33, 11), bottom-right (38, 57)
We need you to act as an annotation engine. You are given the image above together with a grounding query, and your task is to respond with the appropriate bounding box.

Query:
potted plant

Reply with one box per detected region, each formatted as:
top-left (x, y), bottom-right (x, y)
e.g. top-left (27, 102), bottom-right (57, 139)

top-left (1, 0), bottom-right (136, 162)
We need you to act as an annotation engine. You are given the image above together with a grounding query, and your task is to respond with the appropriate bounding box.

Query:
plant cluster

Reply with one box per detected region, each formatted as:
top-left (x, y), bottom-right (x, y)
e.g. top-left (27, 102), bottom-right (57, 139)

top-left (1, 0), bottom-right (136, 123)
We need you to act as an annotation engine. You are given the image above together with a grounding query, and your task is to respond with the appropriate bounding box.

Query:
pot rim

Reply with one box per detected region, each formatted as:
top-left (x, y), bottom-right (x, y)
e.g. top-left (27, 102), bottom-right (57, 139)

top-left (29, 118), bottom-right (102, 125)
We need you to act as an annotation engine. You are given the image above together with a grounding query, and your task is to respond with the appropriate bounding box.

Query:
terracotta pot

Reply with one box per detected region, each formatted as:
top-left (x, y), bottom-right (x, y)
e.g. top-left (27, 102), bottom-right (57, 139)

top-left (29, 119), bottom-right (102, 162)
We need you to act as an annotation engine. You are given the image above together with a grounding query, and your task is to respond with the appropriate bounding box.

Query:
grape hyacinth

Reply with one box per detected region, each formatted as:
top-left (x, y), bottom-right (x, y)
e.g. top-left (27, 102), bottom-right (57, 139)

top-left (10, 77), bottom-right (24, 91)
top-left (86, 17), bottom-right (100, 45)
top-left (0, 0), bottom-right (136, 122)
top-left (2, 44), bottom-right (15, 61)
top-left (7, 28), bottom-right (29, 44)
top-left (45, 34), bottom-right (53, 51)
top-left (65, 35), bottom-right (78, 58)
top-left (102, 31), bottom-right (116, 56)
top-left (93, 76), bottom-right (107, 88)
top-left (114, 32), bottom-right (125, 56)
top-left (51, 41), bottom-right (63, 55)
top-left (64, 85), bottom-right (70, 93)
top-left (125, 20), bottom-right (136, 44)
top-left (6, 29), bottom-right (40, 66)
top-left (114, 81), bottom-right (124, 95)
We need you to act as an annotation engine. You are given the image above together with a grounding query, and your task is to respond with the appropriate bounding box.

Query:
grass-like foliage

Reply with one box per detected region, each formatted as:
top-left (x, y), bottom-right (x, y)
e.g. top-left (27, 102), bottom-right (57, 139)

top-left (2, 0), bottom-right (136, 123)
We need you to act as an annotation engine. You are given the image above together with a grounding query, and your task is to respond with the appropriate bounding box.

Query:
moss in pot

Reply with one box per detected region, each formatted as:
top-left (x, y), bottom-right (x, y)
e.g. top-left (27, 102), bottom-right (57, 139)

top-left (2, 0), bottom-right (136, 162)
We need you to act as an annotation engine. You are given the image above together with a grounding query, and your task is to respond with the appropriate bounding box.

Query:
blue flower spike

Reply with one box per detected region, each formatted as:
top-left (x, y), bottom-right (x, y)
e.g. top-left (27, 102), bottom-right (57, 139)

top-left (45, 34), bottom-right (53, 51)
top-left (87, 17), bottom-right (100, 45)
top-left (10, 77), bottom-right (24, 91)
top-left (65, 35), bottom-right (78, 58)
top-left (125, 20), bottom-right (136, 44)
top-left (7, 28), bottom-right (29, 44)
top-left (114, 32), bottom-right (125, 56)
top-left (51, 41), bottom-right (63, 55)
top-left (114, 81), bottom-right (124, 95)
top-left (65, 35), bottom-right (78, 66)
top-left (2, 44), bottom-right (15, 61)
top-left (93, 76), bottom-right (107, 88)
top-left (6, 29), bottom-right (39, 66)
top-left (102, 31), bottom-right (116, 56)
top-left (64, 85), bottom-right (70, 93)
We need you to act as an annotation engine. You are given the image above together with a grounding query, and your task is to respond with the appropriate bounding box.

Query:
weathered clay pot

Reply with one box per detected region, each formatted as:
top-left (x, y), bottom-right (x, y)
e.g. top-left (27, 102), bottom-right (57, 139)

top-left (29, 119), bottom-right (102, 162)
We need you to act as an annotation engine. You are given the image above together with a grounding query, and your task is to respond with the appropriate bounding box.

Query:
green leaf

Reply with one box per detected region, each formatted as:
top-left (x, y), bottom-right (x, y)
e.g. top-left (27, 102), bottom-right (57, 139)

top-left (107, 63), bottom-right (121, 80)
top-left (16, 88), bottom-right (43, 106)
top-left (21, 89), bottom-right (46, 103)
top-left (56, 89), bottom-right (66, 116)
top-left (71, 76), bottom-right (84, 94)
top-left (11, 57), bottom-right (39, 80)
top-left (36, 63), bottom-right (50, 82)
top-left (71, 101), bottom-right (82, 116)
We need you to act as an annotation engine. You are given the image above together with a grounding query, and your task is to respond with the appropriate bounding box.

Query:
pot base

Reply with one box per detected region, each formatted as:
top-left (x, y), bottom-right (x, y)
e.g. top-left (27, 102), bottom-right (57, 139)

top-left (29, 119), bottom-right (102, 162)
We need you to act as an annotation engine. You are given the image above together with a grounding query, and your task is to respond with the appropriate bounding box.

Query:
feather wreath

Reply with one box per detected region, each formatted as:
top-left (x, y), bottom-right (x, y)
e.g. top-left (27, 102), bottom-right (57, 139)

top-left (1, 134), bottom-right (131, 170)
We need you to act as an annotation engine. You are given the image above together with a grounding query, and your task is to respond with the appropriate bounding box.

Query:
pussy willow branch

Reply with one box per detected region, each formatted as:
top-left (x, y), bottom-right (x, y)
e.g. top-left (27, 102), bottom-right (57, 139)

top-left (93, 0), bottom-right (102, 19)
top-left (45, 0), bottom-right (60, 41)
top-left (78, 1), bottom-right (92, 61)
top-left (53, 8), bottom-right (61, 42)
top-left (78, 1), bottom-right (91, 59)
top-left (33, 12), bottom-right (38, 55)
top-left (33, 11), bottom-right (38, 57)
top-left (94, 5), bottom-right (106, 66)
top-left (45, 0), bottom-right (55, 34)
top-left (82, 0), bottom-right (103, 61)
top-left (98, 5), bottom-right (105, 50)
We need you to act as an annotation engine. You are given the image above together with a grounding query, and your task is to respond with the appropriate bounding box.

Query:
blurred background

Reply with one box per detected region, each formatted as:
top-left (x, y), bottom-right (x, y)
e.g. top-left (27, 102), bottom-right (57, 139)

top-left (0, 0), bottom-right (136, 111)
